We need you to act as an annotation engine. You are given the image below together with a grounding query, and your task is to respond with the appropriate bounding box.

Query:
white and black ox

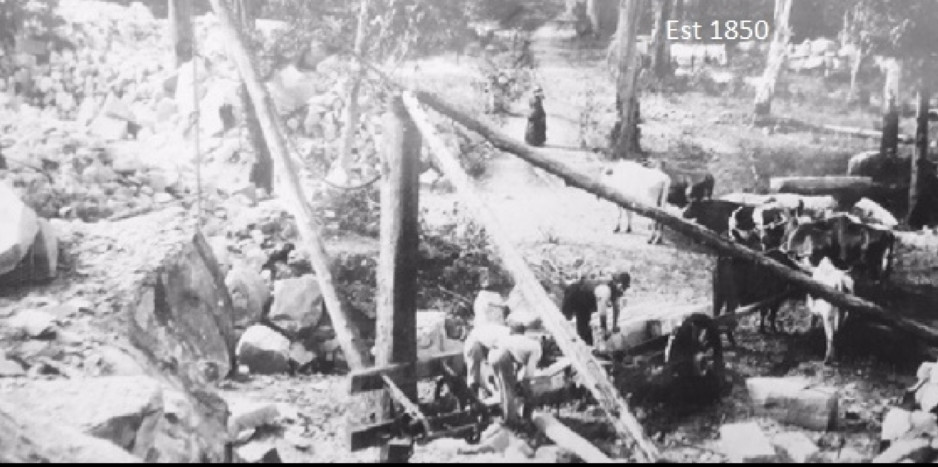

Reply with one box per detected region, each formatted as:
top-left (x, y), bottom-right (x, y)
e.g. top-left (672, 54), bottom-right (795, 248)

top-left (600, 160), bottom-right (714, 244)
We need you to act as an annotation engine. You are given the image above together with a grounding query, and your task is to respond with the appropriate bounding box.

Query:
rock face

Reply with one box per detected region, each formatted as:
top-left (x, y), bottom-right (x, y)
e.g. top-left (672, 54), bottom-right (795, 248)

top-left (0, 401), bottom-right (141, 463)
top-left (125, 232), bottom-right (236, 462)
top-left (268, 275), bottom-right (324, 339)
top-left (129, 233), bottom-right (237, 385)
top-left (237, 325), bottom-right (291, 375)
top-left (1, 377), bottom-right (163, 458)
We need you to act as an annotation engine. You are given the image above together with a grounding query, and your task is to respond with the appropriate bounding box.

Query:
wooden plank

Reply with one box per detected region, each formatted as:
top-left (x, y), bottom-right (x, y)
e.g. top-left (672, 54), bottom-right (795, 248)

top-left (909, 87), bottom-right (930, 224)
top-left (208, 0), bottom-right (370, 370)
top-left (395, 87), bottom-right (938, 350)
top-left (348, 410), bottom-right (487, 451)
top-left (349, 351), bottom-right (465, 394)
top-left (532, 413), bottom-right (614, 463)
top-left (381, 375), bottom-right (430, 436)
top-left (403, 94), bottom-right (659, 463)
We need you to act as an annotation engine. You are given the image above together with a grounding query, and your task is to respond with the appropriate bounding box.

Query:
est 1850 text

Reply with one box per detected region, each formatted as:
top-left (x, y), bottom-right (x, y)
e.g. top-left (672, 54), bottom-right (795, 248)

top-left (667, 20), bottom-right (771, 41)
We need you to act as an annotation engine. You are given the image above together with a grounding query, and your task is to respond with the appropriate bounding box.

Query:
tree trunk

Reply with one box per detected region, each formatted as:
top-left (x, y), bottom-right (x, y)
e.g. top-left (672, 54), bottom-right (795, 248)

top-left (753, 0), bottom-right (793, 118)
top-left (168, 0), bottom-right (194, 67)
top-left (231, 0), bottom-right (273, 195)
top-left (909, 86), bottom-right (930, 225)
top-left (403, 94), bottom-right (660, 463)
top-left (650, 0), bottom-right (673, 80)
top-left (405, 87), bottom-right (938, 349)
top-left (609, 0), bottom-right (644, 160)
top-left (207, 0), bottom-right (370, 370)
top-left (586, 0), bottom-right (601, 38)
top-left (376, 94), bottom-right (420, 464)
top-left (881, 58), bottom-right (902, 158)
top-left (330, 0), bottom-right (370, 186)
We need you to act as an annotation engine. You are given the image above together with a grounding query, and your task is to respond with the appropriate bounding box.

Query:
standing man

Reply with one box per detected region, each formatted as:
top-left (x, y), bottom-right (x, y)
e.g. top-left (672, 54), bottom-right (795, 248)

top-left (561, 272), bottom-right (631, 346)
top-left (524, 86), bottom-right (546, 147)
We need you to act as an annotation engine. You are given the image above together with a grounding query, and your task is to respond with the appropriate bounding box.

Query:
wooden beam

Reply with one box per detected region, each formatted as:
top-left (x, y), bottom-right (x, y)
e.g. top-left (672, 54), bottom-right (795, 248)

top-left (398, 88), bottom-right (938, 350)
top-left (208, 0), bottom-right (370, 370)
top-left (532, 413), bottom-right (615, 463)
top-left (349, 351), bottom-right (465, 394)
top-left (375, 95), bottom-right (421, 464)
top-left (909, 87), bottom-right (930, 224)
top-left (402, 94), bottom-right (659, 463)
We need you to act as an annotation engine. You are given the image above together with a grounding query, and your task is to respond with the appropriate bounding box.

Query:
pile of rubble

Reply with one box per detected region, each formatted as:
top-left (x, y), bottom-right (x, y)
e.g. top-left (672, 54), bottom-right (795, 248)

top-left (877, 361), bottom-right (938, 463)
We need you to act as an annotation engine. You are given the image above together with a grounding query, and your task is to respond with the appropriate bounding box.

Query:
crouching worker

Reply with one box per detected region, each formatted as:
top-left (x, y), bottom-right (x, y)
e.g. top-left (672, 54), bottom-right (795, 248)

top-left (561, 272), bottom-right (631, 347)
top-left (463, 320), bottom-right (545, 424)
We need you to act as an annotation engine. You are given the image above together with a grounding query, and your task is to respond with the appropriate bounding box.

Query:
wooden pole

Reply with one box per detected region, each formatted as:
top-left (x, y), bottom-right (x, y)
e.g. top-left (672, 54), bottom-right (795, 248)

top-left (909, 86), bottom-right (930, 225)
top-left (207, 0), bottom-right (370, 370)
top-left (376, 95), bottom-right (421, 463)
top-left (532, 413), bottom-right (615, 463)
top-left (231, 0), bottom-right (273, 194)
top-left (403, 94), bottom-right (659, 463)
top-left (399, 87), bottom-right (938, 348)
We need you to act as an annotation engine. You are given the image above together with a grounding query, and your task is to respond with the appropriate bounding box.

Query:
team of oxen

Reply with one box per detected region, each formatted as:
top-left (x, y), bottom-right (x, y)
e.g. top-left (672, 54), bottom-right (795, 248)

top-left (599, 156), bottom-right (900, 364)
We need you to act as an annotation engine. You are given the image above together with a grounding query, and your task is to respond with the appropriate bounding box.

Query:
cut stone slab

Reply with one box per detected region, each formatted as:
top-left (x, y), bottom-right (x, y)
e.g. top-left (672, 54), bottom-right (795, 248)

top-left (9, 309), bottom-right (58, 339)
top-left (2, 376), bottom-right (164, 458)
top-left (0, 358), bottom-right (25, 377)
top-left (236, 325), bottom-right (291, 375)
top-left (227, 399), bottom-right (281, 442)
top-left (237, 441), bottom-right (282, 463)
top-left (719, 423), bottom-right (777, 463)
top-left (747, 377), bottom-right (839, 431)
top-left (773, 432), bottom-right (820, 463)
top-left (0, 183), bottom-right (39, 276)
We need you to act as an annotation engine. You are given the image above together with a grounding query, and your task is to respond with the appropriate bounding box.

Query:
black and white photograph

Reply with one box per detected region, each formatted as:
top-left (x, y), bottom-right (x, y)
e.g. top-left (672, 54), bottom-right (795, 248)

top-left (1, 0), bottom-right (938, 463)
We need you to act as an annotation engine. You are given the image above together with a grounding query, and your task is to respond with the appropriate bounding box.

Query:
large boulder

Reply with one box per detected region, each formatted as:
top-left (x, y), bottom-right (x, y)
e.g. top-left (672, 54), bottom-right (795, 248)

top-left (268, 275), bottom-right (324, 339)
top-left (236, 325), bottom-right (291, 375)
top-left (226, 265), bottom-right (270, 331)
top-left (1, 376), bottom-right (164, 459)
top-left (0, 183), bottom-right (39, 276)
top-left (0, 400), bottom-right (141, 463)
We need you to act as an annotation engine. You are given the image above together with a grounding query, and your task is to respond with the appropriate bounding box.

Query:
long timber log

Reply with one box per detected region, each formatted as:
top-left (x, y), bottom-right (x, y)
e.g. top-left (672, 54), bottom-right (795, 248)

top-left (398, 88), bottom-right (938, 349)
top-left (532, 413), bottom-right (615, 463)
top-left (208, 0), bottom-right (370, 369)
top-left (403, 94), bottom-right (659, 463)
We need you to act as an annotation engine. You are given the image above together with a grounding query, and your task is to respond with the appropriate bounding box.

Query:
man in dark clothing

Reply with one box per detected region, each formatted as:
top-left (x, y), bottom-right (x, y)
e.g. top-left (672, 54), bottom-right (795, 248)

top-left (561, 272), bottom-right (631, 346)
top-left (524, 86), bottom-right (546, 147)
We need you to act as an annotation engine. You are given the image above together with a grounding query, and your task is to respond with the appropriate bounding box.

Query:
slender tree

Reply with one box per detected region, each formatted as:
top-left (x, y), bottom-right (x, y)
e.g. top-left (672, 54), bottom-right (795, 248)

top-left (649, 0), bottom-right (673, 80)
top-left (609, 0), bottom-right (644, 159)
top-left (168, 0), bottom-right (194, 67)
top-left (752, 0), bottom-right (793, 119)
top-left (329, 0), bottom-right (370, 186)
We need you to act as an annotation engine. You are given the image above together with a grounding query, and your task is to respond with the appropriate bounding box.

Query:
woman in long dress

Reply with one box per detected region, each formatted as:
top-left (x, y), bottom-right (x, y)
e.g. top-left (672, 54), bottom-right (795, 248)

top-left (524, 86), bottom-right (546, 147)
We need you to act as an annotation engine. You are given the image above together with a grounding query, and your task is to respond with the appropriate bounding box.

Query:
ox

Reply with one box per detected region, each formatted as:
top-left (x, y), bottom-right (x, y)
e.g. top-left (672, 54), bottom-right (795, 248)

top-left (713, 250), bottom-right (801, 345)
top-left (601, 161), bottom-right (672, 244)
top-left (782, 215), bottom-right (895, 283)
top-left (806, 257), bottom-right (855, 364)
